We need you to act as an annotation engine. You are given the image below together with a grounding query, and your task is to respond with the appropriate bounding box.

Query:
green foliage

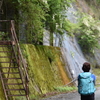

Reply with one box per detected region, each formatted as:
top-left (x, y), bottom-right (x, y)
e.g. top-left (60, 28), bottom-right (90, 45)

top-left (17, 1), bottom-right (46, 44)
top-left (62, 19), bottom-right (79, 36)
top-left (0, 32), bottom-right (9, 40)
top-left (95, 0), bottom-right (100, 3)
top-left (46, 0), bottom-right (74, 45)
top-left (0, 46), bottom-right (25, 100)
top-left (0, 32), bottom-right (5, 40)
top-left (7, 0), bottom-right (75, 45)
top-left (77, 14), bottom-right (100, 53)
top-left (54, 86), bottom-right (77, 92)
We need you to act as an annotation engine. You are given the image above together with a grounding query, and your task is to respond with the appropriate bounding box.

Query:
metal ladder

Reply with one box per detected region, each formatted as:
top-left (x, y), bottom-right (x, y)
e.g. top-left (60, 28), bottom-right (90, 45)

top-left (0, 20), bottom-right (29, 100)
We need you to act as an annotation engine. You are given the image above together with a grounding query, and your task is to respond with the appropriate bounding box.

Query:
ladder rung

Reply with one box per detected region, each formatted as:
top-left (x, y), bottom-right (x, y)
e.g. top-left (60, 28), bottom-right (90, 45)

top-left (0, 62), bottom-right (16, 63)
top-left (0, 45), bottom-right (12, 47)
top-left (3, 78), bottom-right (21, 79)
top-left (0, 45), bottom-right (11, 47)
top-left (1, 67), bottom-right (18, 68)
top-left (5, 83), bottom-right (23, 85)
top-left (0, 41), bottom-right (12, 45)
top-left (6, 89), bottom-right (25, 91)
top-left (1, 72), bottom-right (19, 74)
top-left (0, 51), bottom-right (11, 53)
top-left (0, 56), bottom-right (11, 58)
top-left (7, 94), bottom-right (26, 96)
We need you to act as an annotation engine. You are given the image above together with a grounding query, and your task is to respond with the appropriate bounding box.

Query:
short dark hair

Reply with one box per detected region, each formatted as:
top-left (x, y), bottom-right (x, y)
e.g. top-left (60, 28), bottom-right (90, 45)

top-left (82, 62), bottom-right (91, 72)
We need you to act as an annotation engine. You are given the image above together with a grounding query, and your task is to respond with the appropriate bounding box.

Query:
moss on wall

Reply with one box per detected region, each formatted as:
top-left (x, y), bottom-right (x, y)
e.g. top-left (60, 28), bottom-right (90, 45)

top-left (0, 81), bottom-right (5, 100)
top-left (0, 46), bottom-right (11, 100)
top-left (0, 46), bottom-right (26, 100)
top-left (23, 44), bottom-right (71, 99)
top-left (0, 44), bottom-right (71, 99)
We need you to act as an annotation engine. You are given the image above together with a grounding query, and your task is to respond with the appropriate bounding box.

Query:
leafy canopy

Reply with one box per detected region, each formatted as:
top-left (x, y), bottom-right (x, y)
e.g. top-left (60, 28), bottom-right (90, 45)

top-left (7, 0), bottom-right (74, 44)
top-left (77, 14), bottom-right (100, 53)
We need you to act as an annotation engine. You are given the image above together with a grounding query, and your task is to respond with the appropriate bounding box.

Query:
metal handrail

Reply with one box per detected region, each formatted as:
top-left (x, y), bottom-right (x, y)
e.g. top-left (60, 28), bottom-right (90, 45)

top-left (11, 20), bottom-right (29, 80)
top-left (64, 78), bottom-right (77, 86)
top-left (0, 20), bottom-right (30, 100)
top-left (10, 20), bottom-right (29, 95)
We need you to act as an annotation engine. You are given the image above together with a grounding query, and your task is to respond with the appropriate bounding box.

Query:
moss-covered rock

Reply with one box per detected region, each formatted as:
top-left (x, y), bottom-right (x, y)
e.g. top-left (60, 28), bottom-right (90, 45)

top-left (22, 44), bottom-right (71, 99)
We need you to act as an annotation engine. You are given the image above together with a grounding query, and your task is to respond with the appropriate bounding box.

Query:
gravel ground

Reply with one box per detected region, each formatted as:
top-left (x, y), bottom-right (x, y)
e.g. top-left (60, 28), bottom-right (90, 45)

top-left (41, 91), bottom-right (80, 100)
top-left (41, 87), bottom-right (100, 100)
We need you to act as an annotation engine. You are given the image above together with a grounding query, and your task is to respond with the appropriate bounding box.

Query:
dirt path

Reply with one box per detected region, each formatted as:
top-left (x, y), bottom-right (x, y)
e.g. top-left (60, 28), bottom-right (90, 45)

top-left (41, 87), bottom-right (100, 100)
top-left (41, 91), bottom-right (80, 100)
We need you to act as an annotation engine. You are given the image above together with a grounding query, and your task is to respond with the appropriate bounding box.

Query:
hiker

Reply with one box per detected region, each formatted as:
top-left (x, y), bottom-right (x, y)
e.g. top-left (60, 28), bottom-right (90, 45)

top-left (78, 62), bottom-right (96, 100)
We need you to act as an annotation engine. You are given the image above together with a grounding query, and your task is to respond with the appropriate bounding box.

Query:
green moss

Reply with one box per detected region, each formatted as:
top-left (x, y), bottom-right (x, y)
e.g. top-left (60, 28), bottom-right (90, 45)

top-left (54, 86), bottom-right (77, 92)
top-left (0, 81), bottom-right (5, 100)
top-left (22, 44), bottom-right (71, 99)
top-left (0, 44), bottom-right (71, 99)
top-left (0, 46), bottom-right (26, 100)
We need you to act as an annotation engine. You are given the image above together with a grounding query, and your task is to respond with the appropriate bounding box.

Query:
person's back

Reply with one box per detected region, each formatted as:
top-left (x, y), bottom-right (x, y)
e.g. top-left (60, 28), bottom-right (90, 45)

top-left (78, 62), bottom-right (96, 100)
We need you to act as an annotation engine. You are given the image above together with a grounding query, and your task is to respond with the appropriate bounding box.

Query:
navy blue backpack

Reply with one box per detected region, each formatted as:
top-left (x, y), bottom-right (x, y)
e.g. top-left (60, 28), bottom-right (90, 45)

top-left (78, 72), bottom-right (96, 95)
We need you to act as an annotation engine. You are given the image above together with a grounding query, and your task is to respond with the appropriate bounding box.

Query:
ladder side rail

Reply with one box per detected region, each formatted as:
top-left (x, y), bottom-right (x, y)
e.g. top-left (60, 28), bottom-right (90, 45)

top-left (10, 20), bottom-right (29, 96)
top-left (10, 24), bottom-right (26, 85)
top-left (0, 20), bottom-right (11, 100)
top-left (0, 20), bottom-right (29, 100)
top-left (10, 20), bottom-right (29, 81)
top-left (0, 70), bottom-right (8, 100)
